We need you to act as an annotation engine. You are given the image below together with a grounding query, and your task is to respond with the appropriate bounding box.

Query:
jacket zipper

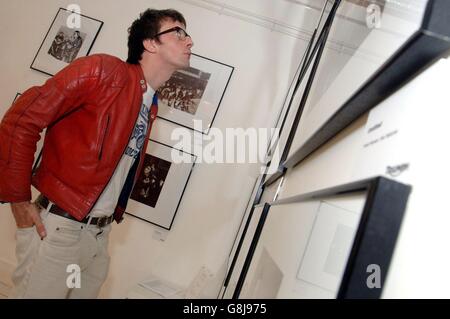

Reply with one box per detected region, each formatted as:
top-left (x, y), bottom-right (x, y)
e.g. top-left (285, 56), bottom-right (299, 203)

top-left (86, 95), bottom-right (143, 217)
top-left (98, 115), bottom-right (110, 160)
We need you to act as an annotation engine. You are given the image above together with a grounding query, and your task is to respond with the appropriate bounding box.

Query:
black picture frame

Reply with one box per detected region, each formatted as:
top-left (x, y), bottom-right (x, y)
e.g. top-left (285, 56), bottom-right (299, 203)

top-left (156, 53), bottom-right (234, 135)
top-left (283, 0), bottom-right (450, 168)
top-left (262, 0), bottom-right (340, 187)
top-left (230, 176), bottom-right (411, 299)
top-left (30, 7), bottom-right (103, 76)
top-left (125, 139), bottom-right (196, 230)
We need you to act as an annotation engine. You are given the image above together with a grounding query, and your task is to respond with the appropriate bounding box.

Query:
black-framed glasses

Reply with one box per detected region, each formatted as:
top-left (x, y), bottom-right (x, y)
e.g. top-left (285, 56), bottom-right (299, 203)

top-left (154, 26), bottom-right (190, 41)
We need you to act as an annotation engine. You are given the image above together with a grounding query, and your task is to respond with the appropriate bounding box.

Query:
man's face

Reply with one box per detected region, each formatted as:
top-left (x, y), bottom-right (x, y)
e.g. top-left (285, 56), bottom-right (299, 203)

top-left (155, 19), bottom-right (193, 69)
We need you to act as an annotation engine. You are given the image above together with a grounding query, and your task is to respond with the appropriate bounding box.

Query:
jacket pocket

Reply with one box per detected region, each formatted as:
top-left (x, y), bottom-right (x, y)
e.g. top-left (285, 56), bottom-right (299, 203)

top-left (98, 115), bottom-right (110, 160)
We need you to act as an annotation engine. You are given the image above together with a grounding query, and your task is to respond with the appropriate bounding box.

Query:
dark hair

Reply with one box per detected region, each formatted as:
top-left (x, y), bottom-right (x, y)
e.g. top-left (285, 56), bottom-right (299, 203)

top-left (127, 9), bottom-right (186, 64)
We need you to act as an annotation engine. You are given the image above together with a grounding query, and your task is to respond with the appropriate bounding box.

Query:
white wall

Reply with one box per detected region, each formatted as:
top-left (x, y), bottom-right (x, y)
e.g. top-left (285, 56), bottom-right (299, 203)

top-left (0, 0), bottom-right (315, 298)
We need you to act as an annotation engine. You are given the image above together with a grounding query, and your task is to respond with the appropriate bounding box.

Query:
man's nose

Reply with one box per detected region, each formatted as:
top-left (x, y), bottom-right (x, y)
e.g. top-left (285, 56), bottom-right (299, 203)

top-left (186, 37), bottom-right (194, 48)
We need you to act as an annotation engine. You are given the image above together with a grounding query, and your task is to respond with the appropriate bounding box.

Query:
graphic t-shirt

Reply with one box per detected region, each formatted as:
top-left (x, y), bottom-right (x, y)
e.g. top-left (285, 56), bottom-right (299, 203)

top-left (90, 86), bottom-right (155, 217)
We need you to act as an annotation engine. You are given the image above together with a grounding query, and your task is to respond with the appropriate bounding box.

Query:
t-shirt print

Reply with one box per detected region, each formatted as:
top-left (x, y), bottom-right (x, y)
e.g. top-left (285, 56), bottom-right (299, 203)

top-left (125, 100), bottom-right (151, 159)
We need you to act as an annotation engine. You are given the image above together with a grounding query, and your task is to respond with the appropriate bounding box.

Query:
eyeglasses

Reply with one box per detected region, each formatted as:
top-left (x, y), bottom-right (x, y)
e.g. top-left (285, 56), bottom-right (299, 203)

top-left (154, 26), bottom-right (190, 41)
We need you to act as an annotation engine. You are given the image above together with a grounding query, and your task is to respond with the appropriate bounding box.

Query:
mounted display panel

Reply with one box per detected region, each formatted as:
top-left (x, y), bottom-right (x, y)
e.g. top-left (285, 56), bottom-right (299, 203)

top-left (233, 177), bottom-right (411, 299)
top-left (283, 0), bottom-right (450, 168)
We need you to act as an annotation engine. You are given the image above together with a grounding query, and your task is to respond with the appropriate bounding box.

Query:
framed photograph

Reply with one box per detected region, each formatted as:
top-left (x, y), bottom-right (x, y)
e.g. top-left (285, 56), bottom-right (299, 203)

top-left (233, 177), bottom-right (411, 299)
top-left (156, 53), bottom-right (234, 134)
top-left (283, 0), bottom-right (450, 167)
top-left (126, 139), bottom-right (196, 230)
top-left (31, 8), bottom-right (103, 76)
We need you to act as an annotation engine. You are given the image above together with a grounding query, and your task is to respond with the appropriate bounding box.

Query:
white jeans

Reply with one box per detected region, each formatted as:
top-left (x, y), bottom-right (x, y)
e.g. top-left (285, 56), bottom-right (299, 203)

top-left (9, 209), bottom-right (111, 299)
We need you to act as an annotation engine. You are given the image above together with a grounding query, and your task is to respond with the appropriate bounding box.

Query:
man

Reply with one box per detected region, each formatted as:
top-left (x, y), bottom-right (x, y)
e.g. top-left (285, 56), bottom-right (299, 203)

top-left (48, 31), bottom-right (65, 60)
top-left (0, 8), bottom-right (193, 298)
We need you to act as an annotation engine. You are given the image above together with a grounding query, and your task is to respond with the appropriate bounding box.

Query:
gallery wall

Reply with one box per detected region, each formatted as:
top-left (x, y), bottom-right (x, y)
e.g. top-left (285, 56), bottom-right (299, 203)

top-left (0, 0), bottom-right (318, 298)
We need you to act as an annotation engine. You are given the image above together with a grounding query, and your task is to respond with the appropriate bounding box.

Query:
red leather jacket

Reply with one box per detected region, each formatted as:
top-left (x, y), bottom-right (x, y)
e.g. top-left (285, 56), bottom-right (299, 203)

top-left (0, 54), bottom-right (157, 223)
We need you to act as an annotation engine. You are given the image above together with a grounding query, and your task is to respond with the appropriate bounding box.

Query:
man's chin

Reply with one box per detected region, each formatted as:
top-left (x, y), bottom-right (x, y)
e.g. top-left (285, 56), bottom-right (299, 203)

top-left (177, 61), bottom-right (190, 70)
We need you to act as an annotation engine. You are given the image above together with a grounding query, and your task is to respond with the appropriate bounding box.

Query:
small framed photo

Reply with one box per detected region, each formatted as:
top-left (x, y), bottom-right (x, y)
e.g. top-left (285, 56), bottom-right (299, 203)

top-left (156, 53), bottom-right (234, 134)
top-left (126, 140), bottom-right (196, 230)
top-left (31, 8), bottom-right (103, 76)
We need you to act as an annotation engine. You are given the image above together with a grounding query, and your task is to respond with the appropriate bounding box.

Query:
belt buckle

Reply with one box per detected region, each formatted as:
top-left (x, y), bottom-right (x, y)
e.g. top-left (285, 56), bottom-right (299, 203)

top-left (96, 217), bottom-right (109, 228)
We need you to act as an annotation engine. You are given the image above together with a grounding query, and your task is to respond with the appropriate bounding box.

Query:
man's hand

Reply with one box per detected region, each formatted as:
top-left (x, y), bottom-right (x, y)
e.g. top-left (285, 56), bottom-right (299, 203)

top-left (10, 201), bottom-right (47, 239)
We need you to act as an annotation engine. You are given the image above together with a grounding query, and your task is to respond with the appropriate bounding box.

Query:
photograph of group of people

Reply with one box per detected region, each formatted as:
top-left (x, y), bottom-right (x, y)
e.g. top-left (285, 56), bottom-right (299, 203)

top-left (130, 154), bottom-right (172, 208)
top-left (157, 66), bottom-right (211, 115)
top-left (47, 26), bottom-right (85, 63)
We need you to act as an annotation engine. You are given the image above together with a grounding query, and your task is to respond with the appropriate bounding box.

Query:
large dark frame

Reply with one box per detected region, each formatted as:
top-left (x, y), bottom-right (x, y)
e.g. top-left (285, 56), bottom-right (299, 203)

top-left (263, 0), bottom-right (338, 187)
top-left (156, 53), bottom-right (234, 135)
top-left (30, 7), bottom-right (104, 76)
top-left (283, 0), bottom-right (450, 168)
top-left (231, 176), bottom-right (411, 299)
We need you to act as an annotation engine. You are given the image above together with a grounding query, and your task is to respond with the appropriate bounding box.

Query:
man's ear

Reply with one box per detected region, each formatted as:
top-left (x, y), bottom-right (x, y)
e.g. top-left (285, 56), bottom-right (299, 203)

top-left (143, 39), bottom-right (158, 54)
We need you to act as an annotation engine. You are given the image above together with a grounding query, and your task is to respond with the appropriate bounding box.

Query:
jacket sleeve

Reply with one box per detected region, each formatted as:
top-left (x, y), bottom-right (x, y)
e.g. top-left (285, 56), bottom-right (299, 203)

top-left (0, 55), bottom-right (104, 203)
